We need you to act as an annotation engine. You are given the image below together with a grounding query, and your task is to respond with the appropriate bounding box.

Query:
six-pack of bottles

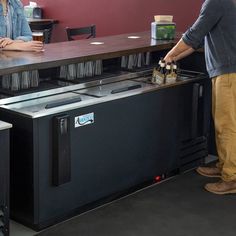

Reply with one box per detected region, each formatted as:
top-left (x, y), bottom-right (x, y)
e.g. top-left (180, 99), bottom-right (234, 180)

top-left (152, 58), bottom-right (177, 85)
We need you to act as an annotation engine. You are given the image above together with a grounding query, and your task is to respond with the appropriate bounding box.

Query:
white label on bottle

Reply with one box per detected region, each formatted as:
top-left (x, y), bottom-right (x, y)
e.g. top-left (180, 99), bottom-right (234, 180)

top-left (75, 112), bottom-right (94, 128)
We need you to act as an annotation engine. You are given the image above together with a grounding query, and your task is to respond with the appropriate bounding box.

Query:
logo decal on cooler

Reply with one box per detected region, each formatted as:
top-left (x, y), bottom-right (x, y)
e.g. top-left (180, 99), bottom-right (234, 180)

top-left (74, 112), bottom-right (94, 128)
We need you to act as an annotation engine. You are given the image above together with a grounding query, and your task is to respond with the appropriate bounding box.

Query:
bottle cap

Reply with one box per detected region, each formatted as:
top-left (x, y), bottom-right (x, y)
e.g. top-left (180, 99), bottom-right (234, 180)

top-left (160, 62), bottom-right (165, 67)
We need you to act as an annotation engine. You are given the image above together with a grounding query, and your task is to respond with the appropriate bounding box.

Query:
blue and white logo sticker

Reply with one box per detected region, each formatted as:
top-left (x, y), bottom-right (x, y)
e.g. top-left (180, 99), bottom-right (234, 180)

top-left (75, 112), bottom-right (94, 128)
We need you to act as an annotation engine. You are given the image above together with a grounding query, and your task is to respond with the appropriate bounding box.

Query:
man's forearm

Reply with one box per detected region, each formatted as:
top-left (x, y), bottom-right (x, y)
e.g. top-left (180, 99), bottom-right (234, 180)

top-left (164, 38), bottom-right (194, 62)
top-left (174, 48), bottom-right (195, 61)
top-left (172, 38), bottom-right (193, 56)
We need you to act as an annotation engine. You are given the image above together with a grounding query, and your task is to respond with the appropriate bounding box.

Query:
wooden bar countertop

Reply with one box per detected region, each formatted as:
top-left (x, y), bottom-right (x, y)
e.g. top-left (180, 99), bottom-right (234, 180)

top-left (0, 31), bottom-right (177, 76)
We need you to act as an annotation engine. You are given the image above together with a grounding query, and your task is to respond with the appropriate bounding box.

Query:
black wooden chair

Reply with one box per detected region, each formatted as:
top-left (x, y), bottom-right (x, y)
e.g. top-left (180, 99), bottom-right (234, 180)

top-left (66, 25), bottom-right (96, 41)
top-left (30, 22), bottom-right (54, 44)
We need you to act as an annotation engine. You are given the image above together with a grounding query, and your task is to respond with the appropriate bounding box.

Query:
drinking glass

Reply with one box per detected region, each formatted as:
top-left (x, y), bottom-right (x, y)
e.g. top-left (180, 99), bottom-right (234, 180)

top-left (94, 60), bottom-right (103, 76)
top-left (121, 56), bottom-right (128, 68)
top-left (30, 70), bottom-right (39, 88)
top-left (84, 61), bottom-right (94, 77)
top-left (77, 63), bottom-right (85, 78)
top-left (145, 52), bottom-right (151, 66)
top-left (1, 74), bottom-right (11, 90)
top-left (11, 73), bottom-right (21, 91)
top-left (32, 31), bottom-right (44, 42)
top-left (67, 64), bottom-right (77, 80)
top-left (137, 53), bottom-right (143, 68)
top-left (21, 71), bottom-right (30, 89)
top-left (127, 55), bottom-right (134, 70)
top-left (59, 65), bottom-right (68, 79)
top-left (133, 54), bottom-right (138, 68)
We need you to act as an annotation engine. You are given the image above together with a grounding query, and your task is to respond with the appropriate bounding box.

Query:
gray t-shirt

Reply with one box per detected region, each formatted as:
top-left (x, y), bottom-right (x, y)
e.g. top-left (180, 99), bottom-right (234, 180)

top-left (182, 0), bottom-right (236, 78)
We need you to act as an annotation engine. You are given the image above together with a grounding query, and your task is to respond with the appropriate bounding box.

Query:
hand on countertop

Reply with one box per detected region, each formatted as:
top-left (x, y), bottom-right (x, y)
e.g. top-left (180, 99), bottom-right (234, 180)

top-left (0, 37), bottom-right (14, 48)
top-left (2, 40), bottom-right (44, 52)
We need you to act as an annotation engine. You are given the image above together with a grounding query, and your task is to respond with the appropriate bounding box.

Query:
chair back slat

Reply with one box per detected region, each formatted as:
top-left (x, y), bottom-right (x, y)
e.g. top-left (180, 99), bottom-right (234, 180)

top-left (66, 25), bottom-right (96, 41)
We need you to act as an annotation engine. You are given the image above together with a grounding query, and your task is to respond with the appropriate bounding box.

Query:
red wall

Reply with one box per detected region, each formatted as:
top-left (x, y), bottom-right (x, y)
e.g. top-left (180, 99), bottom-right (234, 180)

top-left (22, 0), bottom-right (202, 42)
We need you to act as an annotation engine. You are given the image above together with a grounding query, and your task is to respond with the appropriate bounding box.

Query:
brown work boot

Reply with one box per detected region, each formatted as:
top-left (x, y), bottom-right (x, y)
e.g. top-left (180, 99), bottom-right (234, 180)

top-left (205, 180), bottom-right (236, 194)
top-left (196, 166), bottom-right (221, 178)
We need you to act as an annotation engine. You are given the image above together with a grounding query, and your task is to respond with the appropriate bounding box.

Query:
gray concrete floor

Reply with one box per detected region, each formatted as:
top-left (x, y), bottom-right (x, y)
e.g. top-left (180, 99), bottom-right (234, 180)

top-left (37, 165), bottom-right (236, 236)
top-left (9, 155), bottom-right (219, 236)
top-left (10, 221), bottom-right (36, 236)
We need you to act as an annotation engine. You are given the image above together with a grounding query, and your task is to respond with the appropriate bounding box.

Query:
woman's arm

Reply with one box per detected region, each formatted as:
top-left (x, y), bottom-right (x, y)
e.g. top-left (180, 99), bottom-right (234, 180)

top-left (0, 37), bottom-right (26, 48)
top-left (0, 37), bottom-right (26, 44)
top-left (2, 41), bottom-right (43, 52)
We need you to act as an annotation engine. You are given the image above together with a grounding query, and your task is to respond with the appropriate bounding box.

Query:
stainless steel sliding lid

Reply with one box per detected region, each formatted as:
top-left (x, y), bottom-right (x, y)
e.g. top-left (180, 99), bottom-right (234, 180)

top-left (0, 120), bottom-right (12, 130)
top-left (0, 92), bottom-right (93, 117)
top-left (74, 80), bottom-right (153, 97)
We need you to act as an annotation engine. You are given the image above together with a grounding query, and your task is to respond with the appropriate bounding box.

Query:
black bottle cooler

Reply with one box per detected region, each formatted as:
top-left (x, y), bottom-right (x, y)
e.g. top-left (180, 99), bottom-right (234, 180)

top-left (0, 70), bottom-right (210, 230)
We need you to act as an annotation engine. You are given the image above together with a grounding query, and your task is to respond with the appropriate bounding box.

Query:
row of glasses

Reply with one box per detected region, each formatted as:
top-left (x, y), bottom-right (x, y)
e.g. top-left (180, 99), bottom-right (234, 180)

top-left (59, 60), bottom-right (103, 80)
top-left (1, 74), bottom-right (11, 90)
top-left (121, 52), bottom-right (151, 70)
top-left (1, 70), bottom-right (39, 91)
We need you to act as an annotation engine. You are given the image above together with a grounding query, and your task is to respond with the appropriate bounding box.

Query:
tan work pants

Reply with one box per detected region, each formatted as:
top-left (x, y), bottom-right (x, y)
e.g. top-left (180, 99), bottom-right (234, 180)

top-left (212, 73), bottom-right (236, 181)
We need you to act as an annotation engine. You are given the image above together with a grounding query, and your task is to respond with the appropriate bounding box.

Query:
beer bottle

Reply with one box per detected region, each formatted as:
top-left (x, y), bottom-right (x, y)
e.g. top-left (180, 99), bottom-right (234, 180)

top-left (152, 57), bottom-right (163, 83)
top-left (157, 57), bottom-right (163, 71)
top-left (170, 61), bottom-right (174, 74)
top-left (159, 60), bottom-right (166, 75)
top-left (165, 62), bottom-right (171, 75)
top-left (152, 68), bottom-right (158, 83)
top-left (173, 62), bottom-right (177, 74)
top-left (165, 62), bottom-right (171, 83)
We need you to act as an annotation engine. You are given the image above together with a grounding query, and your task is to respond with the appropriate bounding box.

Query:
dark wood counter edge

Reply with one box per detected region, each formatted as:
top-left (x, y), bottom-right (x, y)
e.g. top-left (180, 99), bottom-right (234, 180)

top-left (0, 44), bottom-right (174, 75)
top-left (0, 32), bottom-right (177, 75)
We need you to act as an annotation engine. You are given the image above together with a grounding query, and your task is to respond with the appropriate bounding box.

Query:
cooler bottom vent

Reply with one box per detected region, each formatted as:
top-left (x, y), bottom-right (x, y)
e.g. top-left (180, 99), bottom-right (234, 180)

top-left (179, 136), bottom-right (207, 171)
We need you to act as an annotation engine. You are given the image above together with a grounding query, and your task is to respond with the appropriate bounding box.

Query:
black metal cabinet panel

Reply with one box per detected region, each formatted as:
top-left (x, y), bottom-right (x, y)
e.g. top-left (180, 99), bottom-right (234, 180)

top-left (0, 86), bottom-right (182, 230)
top-left (179, 52), bottom-right (216, 155)
top-left (0, 116), bottom-right (36, 227)
top-left (0, 126), bottom-right (11, 236)
top-left (37, 87), bottom-right (180, 226)
top-left (177, 79), bottom-right (211, 170)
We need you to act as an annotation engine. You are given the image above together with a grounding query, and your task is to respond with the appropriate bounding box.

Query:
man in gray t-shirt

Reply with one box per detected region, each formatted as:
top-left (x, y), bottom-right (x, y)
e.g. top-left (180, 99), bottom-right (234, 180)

top-left (164, 0), bottom-right (236, 195)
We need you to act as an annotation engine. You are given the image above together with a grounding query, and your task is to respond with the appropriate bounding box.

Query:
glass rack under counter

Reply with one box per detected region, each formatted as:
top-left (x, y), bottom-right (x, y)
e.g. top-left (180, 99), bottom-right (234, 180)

top-left (0, 31), bottom-right (175, 95)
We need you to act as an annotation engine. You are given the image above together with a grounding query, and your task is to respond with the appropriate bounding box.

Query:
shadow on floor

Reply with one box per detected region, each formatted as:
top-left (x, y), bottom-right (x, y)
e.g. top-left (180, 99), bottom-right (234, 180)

top-left (37, 170), bottom-right (236, 236)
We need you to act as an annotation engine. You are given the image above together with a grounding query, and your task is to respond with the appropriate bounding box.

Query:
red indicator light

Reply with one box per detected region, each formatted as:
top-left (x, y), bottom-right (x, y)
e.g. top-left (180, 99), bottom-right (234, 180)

top-left (155, 176), bottom-right (161, 182)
